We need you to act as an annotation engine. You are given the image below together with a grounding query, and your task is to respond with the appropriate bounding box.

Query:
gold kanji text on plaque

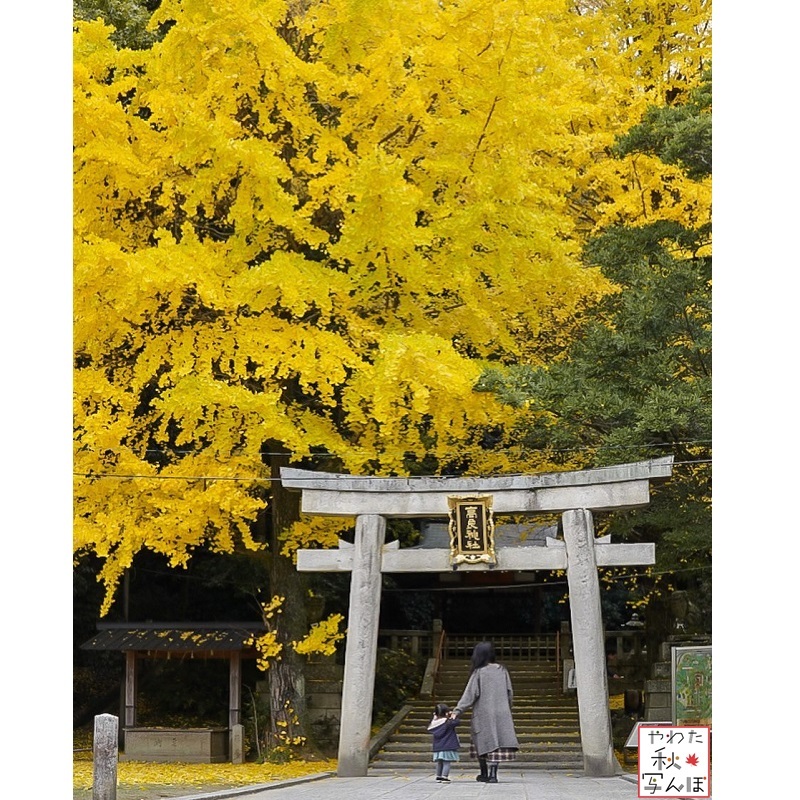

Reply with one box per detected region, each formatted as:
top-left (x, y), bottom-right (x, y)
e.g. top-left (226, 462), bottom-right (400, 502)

top-left (448, 495), bottom-right (496, 566)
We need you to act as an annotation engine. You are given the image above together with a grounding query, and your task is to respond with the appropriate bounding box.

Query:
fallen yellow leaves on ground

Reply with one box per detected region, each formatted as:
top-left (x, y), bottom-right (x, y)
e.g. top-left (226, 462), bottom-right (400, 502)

top-left (73, 758), bottom-right (337, 791)
top-left (73, 691), bottom-right (636, 790)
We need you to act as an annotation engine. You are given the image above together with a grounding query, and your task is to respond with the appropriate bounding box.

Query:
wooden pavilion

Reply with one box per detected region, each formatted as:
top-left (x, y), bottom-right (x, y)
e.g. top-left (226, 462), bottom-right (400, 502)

top-left (80, 621), bottom-right (265, 762)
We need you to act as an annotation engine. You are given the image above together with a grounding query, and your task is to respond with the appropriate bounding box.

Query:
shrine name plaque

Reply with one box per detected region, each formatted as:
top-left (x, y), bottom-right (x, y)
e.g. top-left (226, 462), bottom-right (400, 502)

top-left (448, 495), bottom-right (496, 566)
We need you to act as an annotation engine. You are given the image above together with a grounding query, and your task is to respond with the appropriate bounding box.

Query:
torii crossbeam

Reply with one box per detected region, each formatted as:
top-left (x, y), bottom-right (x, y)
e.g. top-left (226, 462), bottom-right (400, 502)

top-left (282, 456), bottom-right (673, 778)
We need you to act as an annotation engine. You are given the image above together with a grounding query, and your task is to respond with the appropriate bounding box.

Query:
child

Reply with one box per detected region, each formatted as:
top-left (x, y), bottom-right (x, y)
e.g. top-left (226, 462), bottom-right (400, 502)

top-left (426, 702), bottom-right (460, 782)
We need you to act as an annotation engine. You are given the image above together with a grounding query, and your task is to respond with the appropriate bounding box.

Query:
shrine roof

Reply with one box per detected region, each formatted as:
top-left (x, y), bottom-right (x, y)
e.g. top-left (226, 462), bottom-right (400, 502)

top-left (80, 622), bottom-right (266, 653)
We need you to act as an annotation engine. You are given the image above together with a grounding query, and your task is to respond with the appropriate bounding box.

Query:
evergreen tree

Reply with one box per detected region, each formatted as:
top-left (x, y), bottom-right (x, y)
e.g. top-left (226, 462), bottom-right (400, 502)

top-left (478, 70), bottom-right (712, 636)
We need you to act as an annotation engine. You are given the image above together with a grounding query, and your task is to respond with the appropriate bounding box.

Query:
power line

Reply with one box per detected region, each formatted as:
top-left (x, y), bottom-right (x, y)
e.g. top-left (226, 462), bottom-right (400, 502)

top-left (72, 457), bottom-right (711, 482)
top-left (94, 439), bottom-right (712, 458)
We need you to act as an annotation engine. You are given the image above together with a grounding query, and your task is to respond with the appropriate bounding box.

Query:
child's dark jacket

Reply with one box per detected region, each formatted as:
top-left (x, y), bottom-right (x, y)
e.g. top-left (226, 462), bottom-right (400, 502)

top-left (426, 716), bottom-right (460, 752)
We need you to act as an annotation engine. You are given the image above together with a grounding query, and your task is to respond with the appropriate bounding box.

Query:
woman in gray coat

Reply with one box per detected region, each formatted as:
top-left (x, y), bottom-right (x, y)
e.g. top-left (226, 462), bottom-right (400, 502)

top-left (453, 641), bottom-right (519, 783)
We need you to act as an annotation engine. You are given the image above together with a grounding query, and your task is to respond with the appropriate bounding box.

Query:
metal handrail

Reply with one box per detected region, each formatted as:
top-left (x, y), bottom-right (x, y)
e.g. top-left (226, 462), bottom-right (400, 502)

top-left (431, 628), bottom-right (447, 701)
top-left (556, 629), bottom-right (561, 674)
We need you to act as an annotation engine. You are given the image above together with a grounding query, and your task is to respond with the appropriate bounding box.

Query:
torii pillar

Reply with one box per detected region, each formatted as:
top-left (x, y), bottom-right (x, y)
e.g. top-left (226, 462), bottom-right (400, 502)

top-left (338, 514), bottom-right (385, 776)
top-left (281, 456), bottom-right (673, 777)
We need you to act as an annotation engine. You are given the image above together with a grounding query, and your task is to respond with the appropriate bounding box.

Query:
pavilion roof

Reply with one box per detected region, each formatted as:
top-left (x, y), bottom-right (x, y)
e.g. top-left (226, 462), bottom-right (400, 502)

top-left (80, 622), bottom-right (266, 653)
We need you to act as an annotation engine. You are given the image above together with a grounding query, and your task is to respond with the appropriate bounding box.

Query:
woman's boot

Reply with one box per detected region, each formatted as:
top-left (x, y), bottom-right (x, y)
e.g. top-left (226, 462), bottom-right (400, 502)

top-left (488, 763), bottom-right (499, 783)
top-left (476, 756), bottom-right (489, 782)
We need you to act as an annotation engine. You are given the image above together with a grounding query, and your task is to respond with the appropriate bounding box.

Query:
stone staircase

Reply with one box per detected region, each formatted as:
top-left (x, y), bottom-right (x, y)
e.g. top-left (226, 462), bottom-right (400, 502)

top-left (370, 659), bottom-right (583, 771)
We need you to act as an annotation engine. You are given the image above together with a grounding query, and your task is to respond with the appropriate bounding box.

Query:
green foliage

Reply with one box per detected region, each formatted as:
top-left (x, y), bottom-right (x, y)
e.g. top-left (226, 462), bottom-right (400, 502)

top-left (137, 659), bottom-right (230, 726)
top-left (242, 683), bottom-right (270, 760)
top-left (480, 220), bottom-right (711, 556)
top-left (381, 583), bottom-right (436, 630)
top-left (72, 1), bottom-right (712, 726)
top-left (73, 661), bottom-right (121, 727)
top-left (73, 0), bottom-right (168, 50)
top-left (613, 70), bottom-right (712, 180)
top-left (387, 518), bottom-right (420, 548)
top-left (477, 75), bottom-right (712, 633)
top-left (372, 648), bottom-right (425, 726)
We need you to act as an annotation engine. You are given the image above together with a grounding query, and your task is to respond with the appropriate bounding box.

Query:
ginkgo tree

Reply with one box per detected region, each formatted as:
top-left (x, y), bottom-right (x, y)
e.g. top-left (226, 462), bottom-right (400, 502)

top-left (74, 0), bottom-right (710, 747)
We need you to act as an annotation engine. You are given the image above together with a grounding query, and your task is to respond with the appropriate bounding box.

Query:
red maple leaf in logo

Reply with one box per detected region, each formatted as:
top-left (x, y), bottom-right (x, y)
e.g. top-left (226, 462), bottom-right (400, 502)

top-left (686, 753), bottom-right (700, 767)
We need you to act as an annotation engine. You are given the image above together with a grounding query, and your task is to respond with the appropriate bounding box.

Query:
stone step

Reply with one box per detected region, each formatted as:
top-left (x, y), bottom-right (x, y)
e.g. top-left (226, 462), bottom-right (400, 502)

top-left (412, 712), bottom-right (579, 720)
top-left (371, 750), bottom-right (584, 768)
top-left (381, 738), bottom-right (581, 751)
top-left (434, 692), bottom-right (569, 699)
top-left (404, 724), bottom-right (580, 742)
top-left (421, 685), bottom-right (569, 692)
top-left (431, 692), bottom-right (576, 700)
top-left (402, 714), bottom-right (579, 731)
top-left (305, 680), bottom-right (343, 693)
top-left (371, 751), bottom-right (584, 766)
top-left (433, 683), bottom-right (570, 689)
top-left (408, 720), bottom-right (580, 727)
top-left (436, 686), bottom-right (564, 693)
top-left (304, 664), bottom-right (344, 680)
top-left (436, 672), bottom-right (564, 680)
top-left (403, 717), bottom-right (580, 729)
top-left (373, 751), bottom-right (583, 763)
top-left (375, 753), bottom-right (584, 765)
top-left (371, 659), bottom-right (582, 771)
top-left (409, 703), bottom-right (578, 722)
top-left (388, 729), bottom-right (583, 740)
top-left (437, 668), bottom-right (560, 675)
top-left (407, 707), bottom-right (577, 715)
top-left (391, 723), bottom-right (580, 741)
top-left (409, 704), bottom-right (577, 710)
top-left (435, 679), bottom-right (563, 686)
top-left (439, 660), bottom-right (560, 666)
top-left (403, 728), bottom-right (580, 738)
top-left (412, 706), bottom-right (578, 715)
top-left (390, 724), bottom-right (579, 733)
top-left (439, 660), bottom-right (559, 663)
top-left (367, 758), bottom-right (583, 783)
top-left (409, 699), bottom-right (574, 705)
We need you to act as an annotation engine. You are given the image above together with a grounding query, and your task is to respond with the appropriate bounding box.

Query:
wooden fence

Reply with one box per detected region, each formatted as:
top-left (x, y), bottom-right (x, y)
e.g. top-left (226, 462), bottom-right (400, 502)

top-left (378, 629), bottom-right (647, 667)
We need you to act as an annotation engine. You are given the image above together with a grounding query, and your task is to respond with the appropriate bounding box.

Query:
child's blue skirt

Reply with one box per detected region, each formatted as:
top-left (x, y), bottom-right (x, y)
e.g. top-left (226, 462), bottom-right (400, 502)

top-left (433, 750), bottom-right (460, 761)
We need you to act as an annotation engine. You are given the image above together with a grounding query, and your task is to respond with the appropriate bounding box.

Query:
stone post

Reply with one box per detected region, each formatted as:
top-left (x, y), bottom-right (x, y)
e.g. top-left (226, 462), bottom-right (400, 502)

top-left (562, 509), bottom-right (617, 777)
top-left (93, 713), bottom-right (118, 800)
top-left (229, 651), bottom-right (243, 763)
top-left (124, 651), bottom-right (137, 730)
top-left (337, 514), bottom-right (386, 777)
top-left (230, 724), bottom-right (244, 765)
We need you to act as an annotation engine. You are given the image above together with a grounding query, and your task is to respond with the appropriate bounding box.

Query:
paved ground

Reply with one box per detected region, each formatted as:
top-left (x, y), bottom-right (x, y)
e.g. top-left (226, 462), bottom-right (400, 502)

top-left (164, 769), bottom-right (651, 800)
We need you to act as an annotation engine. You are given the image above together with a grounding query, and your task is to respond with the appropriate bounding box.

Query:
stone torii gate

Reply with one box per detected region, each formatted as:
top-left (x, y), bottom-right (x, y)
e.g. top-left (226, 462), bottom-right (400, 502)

top-left (281, 456), bottom-right (673, 778)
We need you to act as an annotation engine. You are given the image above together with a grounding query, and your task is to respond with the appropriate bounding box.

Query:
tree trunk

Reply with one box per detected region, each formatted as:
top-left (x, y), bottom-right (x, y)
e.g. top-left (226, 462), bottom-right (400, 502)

top-left (266, 449), bottom-right (308, 753)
